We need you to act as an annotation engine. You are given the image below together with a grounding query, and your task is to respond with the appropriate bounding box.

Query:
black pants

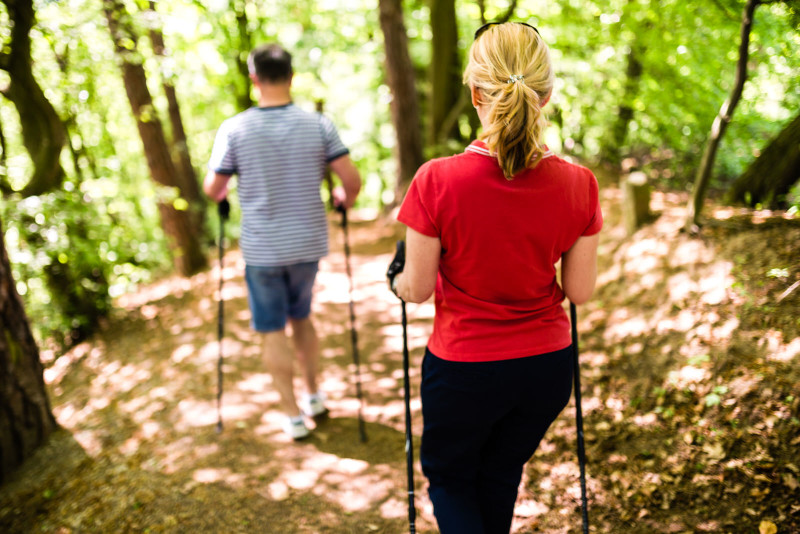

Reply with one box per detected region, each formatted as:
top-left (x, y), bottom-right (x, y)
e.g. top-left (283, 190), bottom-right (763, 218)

top-left (420, 345), bottom-right (574, 534)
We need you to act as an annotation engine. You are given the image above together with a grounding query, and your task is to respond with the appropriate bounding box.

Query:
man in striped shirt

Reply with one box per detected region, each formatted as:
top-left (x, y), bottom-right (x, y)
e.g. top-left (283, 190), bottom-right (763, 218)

top-left (204, 43), bottom-right (361, 440)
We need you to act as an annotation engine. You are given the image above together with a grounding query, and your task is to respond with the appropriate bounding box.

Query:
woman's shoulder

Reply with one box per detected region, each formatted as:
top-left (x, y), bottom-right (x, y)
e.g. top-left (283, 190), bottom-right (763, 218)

top-left (541, 153), bottom-right (594, 175)
top-left (536, 154), bottom-right (598, 187)
top-left (423, 144), bottom-right (502, 176)
top-left (413, 151), bottom-right (472, 181)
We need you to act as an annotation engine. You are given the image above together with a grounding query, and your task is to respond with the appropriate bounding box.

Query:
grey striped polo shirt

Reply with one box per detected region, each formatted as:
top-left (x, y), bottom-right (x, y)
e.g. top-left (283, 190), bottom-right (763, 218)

top-left (208, 104), bottom-right (349, 267)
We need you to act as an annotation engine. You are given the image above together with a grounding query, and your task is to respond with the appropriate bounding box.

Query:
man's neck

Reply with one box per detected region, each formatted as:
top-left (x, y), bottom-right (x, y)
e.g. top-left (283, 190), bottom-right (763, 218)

top-left (256, 83), bottom-right (292, 108)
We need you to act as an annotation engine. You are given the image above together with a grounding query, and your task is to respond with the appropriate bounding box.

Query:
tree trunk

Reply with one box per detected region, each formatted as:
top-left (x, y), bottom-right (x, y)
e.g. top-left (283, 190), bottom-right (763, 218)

top-left (685, 0), bottom-right (759, 231)
top-left (0, 0), bottom-right (66, 198)
top-left (232, 0), bottom-right (254, 112)
top-left (378, 0), bottom-right (425, 203)
top-left (103, 0), bottom-right (207, 276)
top-left (605, 52), bottom-right (642, 164)
top-left (725, 111), bottom-right (800, 207)
top-left (429, 0), bottom-right (461, 150)
top-left (0, 114), bottom-right (9, 194)
top-left (603, 2), bottom-right (645, 165)
top-left (0, 216), bottom-right (58, 484)
top-left (147, 1), bottom-right (207, 232)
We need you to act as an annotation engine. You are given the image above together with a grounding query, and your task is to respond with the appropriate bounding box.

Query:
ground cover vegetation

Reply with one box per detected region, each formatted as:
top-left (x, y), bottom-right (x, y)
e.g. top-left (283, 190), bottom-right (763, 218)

top-left (1, 0), bottom-right (799, 532)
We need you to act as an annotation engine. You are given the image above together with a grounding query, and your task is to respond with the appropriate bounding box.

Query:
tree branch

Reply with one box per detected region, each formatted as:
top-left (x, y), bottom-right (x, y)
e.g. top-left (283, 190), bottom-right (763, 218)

top-left (498, 0), bottom-right (519, 22)
top-left (437, 87), bottom-right (469, 147)
top-left (708, 0), bottom-right (740, 21)
top-left (685, 0), bottom-right (760, 230)
top-left (475, 0), bottom-right (518, 24)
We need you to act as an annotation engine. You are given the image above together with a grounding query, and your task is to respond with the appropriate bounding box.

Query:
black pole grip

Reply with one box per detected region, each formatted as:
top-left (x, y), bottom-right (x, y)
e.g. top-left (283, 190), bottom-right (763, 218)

top-left (387, 240), bottom-right (406, 295)
top-left (218, 198), bottom-right (230, 220)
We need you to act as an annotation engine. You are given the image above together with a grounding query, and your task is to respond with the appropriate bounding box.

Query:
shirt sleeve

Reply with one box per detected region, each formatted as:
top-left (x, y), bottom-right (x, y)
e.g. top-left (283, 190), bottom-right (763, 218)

top-left (208, 119), bottom-right (237, 175)
top-left (397, 162), bottom-right (439, 238)
top-left (319, 114), bottom-right (350, 163)
top-left (582, 172), bottom-right (603, 236)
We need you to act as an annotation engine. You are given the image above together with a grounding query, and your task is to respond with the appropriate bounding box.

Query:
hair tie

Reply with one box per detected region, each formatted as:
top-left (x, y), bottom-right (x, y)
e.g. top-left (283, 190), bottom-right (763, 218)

top-left (507, 74), bottom-right (525, 84)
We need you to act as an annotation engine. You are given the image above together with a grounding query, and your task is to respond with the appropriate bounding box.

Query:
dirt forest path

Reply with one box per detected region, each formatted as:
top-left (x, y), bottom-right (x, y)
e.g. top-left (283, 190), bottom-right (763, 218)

top-left (2, 184), bottom-right (800, 533)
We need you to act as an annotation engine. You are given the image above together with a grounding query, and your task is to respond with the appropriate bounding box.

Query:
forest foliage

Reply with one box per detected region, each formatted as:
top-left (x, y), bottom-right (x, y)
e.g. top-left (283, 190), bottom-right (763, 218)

top-left (1, 0), bottom-right (799, 348)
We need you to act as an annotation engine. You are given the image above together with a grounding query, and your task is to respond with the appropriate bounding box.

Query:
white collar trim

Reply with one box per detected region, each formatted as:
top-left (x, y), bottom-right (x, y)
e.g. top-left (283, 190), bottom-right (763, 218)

top-left (465, 143), bottom-right (554, 159)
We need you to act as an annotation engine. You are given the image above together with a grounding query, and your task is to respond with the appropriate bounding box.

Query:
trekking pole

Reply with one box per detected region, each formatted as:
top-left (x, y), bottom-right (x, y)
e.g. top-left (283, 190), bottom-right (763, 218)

top-left (570, 301), bottom-right (589, 534)
top-left (387, 240), bottom-right (416, 534)
top-left (338, 206), bottom-right (368, 443)
top-left (216, 198), bottom-right (230, 434)
top-left (401, 297), bottom-right (417, 534)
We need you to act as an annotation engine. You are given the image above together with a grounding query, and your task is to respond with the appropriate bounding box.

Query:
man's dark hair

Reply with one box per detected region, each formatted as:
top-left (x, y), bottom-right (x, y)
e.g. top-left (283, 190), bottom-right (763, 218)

top-left (247, 44), bottom-right (293, 83)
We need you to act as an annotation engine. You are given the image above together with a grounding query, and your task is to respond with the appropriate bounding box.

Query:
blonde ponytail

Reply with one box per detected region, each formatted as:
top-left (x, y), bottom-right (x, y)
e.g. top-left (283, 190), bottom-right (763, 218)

top-left (464, 23), bottom-right (554, 179)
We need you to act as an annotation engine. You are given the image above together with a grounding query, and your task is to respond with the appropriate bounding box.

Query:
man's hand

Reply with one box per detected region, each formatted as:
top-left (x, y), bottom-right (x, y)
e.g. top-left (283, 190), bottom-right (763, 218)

top-left (218, 198), bottom-right (230, 220)
top-left (331, 185), bottom-right (347, 212)
top-left (386, 240), bottom-right (405, 297)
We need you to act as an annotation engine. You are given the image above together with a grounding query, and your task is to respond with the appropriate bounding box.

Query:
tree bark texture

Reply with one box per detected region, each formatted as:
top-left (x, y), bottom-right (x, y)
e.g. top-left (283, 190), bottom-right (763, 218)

top-left (725, 111), bottom-right (800, 207)
top-left (429, 0), bottom-right (462, 148)
top-left (0, 216), bottom-right (58, 485)
top-left (103, 0), bottom-right (207, 276)
top-left (685, 0), bottom-right (759, 230)
top-left (233, 0), bottom-right (254, 112)
top-left (378, 0), bottom-right (425, 202)
top-left (147, 1), bottom-right (207, 232)
top-left (0, 0), bottom-right (66, 198)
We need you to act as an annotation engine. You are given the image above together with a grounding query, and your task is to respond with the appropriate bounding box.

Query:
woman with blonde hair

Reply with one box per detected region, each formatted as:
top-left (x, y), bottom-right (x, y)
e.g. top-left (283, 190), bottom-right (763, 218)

top-left (389, 22), bottom-right (603, 533)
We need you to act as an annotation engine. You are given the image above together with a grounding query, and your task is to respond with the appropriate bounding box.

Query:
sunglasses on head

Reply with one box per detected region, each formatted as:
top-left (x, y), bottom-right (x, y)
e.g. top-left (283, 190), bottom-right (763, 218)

top-left (473, 21), bottom-right (540, 41)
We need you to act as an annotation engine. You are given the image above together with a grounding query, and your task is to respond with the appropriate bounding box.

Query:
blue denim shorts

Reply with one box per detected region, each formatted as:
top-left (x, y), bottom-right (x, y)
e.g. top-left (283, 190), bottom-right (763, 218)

top-left (244, 261), bottom-right (319, 332)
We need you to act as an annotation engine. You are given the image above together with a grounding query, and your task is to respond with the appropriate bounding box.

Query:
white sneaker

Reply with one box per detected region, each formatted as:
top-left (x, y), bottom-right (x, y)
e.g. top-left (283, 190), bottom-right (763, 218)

top-left (300, 392), bottom-right (329, 418)
top-left (282, 415), bottom-right (310, 441)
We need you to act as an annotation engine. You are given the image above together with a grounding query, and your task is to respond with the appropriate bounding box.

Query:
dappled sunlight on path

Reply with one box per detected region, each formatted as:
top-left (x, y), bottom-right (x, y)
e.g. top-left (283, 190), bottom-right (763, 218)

top-left (523, 190), bottom-right (800, 533)
top-left (5, 194), bottom-right (799, 533)
top-left (28, 213), bottom-right (438, 532)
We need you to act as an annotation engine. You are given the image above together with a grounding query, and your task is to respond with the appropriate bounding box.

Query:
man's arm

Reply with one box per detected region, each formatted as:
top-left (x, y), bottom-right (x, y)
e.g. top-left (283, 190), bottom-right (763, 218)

top-left (204, 169), bottom-right (232, 202)
top-left (328, 155), bottom-right (361, 209)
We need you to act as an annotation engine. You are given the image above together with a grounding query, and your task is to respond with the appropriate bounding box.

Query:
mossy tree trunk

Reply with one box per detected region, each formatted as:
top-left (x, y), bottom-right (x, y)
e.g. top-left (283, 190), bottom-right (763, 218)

top-left (725, 110), bottom-right (800, 207)
top-left (0, 0), bottom-right (66, 198)
top-left (0, 216), bottom-right (58, 485)
top-left (232, 0), bottom-right (254, 112)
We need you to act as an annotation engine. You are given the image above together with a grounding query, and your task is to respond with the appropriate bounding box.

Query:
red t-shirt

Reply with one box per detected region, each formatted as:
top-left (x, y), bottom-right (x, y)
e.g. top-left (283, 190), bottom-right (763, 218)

top-left (397, 140), bottom-right (603, 362)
